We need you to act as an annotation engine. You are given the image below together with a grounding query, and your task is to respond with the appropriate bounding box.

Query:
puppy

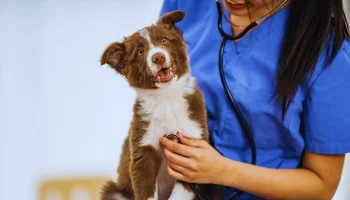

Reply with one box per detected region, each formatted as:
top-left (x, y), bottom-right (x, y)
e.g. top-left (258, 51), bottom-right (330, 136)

top-left (100, 10), bottom-right (221, 200)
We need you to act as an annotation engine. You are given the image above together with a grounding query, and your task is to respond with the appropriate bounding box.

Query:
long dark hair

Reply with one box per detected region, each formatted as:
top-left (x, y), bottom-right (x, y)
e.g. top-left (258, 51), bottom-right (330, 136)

top-left (277, 0), bottom-right (350, 118)
top-left (252, 0), bottom-right (350, 119)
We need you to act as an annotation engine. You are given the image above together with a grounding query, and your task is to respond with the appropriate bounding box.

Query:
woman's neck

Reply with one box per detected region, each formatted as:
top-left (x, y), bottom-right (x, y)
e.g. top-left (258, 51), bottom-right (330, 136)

top-left (230, 0), bottom-right (291, 35)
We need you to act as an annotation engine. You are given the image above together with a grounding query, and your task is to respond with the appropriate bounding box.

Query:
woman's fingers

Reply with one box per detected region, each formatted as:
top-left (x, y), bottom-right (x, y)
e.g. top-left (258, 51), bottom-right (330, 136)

top-left (160, 137), bottom-right (196, 157)
top-left (167, 163), bottom-right (187, 182)
top-left (168, 161), bottom-right (196, 182)
top-left (178, 132), bottom-right (206, 148)
top-left (163, 148), bottom-right (192, 167)
top-left (168, 161), bottom-right (188, 174)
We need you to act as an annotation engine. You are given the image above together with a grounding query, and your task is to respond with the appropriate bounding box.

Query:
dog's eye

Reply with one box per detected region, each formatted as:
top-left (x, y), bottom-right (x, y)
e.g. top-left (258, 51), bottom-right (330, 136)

top-left (161, 39), bottom-right (167, 44)
top-left (138, 49), bottom-right (143, 55)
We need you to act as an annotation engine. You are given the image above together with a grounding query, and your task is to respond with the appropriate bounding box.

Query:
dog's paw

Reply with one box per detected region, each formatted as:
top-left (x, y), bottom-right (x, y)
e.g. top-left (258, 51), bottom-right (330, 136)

top-left (110, 193), bottom-right (129, 200)
top-left (100, 181), bottom-right (130, 200)
top-left (168, 182), bottom-right (195, 200)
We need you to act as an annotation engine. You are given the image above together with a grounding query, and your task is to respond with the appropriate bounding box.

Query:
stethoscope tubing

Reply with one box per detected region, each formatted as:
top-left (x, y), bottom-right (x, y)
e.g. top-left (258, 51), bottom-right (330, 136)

top-left (188, 1), bottom-right (258, 200)
top-left (184, 0), bottom-right (288, 199)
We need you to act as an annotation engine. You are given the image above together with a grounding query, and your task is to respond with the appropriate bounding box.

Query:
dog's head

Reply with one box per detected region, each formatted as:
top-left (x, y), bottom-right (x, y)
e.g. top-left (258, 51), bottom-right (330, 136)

top-left (100, 10), bottom-right (188, 89)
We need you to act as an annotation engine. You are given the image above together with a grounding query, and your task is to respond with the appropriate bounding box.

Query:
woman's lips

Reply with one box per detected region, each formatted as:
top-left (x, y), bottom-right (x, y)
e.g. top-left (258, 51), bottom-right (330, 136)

top-left (225, 0), bottom-right (248, 10)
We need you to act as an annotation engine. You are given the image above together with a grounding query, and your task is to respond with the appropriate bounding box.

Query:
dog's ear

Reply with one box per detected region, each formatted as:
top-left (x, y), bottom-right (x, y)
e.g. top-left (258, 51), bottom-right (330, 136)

top-left (100, 42), bottom-right (126, 73)
top-left (157, 10), bottom-right (186, 26)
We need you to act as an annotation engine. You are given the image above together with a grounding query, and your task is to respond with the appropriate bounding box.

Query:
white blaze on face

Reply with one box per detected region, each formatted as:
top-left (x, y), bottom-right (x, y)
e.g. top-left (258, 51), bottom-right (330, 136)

top-left (138, 28), bottom-right (171, 74)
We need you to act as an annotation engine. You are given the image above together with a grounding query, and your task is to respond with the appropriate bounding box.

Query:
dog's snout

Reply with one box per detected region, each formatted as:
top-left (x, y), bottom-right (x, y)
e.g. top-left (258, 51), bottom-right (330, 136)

top-left (152, 52), bottom-right (165, 65)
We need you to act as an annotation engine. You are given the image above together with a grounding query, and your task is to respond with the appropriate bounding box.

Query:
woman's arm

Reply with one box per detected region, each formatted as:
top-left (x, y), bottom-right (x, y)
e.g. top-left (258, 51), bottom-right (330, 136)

top-left (220, 151), bottom-right (345, 200)
top-left (159, 133), bottom-right (345, 200)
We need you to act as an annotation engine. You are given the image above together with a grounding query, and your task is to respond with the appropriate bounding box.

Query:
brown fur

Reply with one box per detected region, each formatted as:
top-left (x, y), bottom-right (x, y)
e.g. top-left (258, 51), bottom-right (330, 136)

top-left (185, 88), bottom-right (210, 142)
top-left (185, 89), bottom-right (226, 200)
top-left (100, 10), bottom-right (223, 200)
top-left (100, 12), bottom-right (188, 90)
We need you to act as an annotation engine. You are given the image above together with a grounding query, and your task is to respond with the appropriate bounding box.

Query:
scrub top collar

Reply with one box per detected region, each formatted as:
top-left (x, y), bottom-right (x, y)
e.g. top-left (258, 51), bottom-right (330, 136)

top-left (220, 1), bottom-right (291, 54)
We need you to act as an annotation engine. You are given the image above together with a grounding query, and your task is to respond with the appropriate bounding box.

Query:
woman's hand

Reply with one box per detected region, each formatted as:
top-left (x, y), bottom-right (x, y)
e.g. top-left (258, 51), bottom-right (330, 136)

top-left (159, 132), bottom-right (227, 184)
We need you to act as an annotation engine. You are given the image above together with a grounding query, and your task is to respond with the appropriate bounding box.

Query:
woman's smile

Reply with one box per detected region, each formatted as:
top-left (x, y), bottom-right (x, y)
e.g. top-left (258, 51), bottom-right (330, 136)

top-left (225, 0), bottom-right (249, 10)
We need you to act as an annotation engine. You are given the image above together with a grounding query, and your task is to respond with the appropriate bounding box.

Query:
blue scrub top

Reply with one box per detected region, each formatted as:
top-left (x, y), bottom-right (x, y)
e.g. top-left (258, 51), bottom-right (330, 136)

top-left (160, 1), bottom-right (350, 199)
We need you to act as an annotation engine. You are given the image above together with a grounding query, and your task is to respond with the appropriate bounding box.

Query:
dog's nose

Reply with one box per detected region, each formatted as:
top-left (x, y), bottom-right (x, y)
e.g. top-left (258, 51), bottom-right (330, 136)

top-left (152, 52), bottom-right (165, 65)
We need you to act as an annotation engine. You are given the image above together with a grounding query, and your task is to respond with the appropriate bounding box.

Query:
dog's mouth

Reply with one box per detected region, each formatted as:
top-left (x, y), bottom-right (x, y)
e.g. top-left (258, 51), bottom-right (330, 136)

top-left (150, 64), bottom-right (177, 83)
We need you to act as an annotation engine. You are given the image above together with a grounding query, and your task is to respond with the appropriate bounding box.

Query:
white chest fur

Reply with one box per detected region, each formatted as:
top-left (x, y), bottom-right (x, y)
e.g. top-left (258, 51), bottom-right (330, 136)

top-left (136, 74), bottom-right (203, 149)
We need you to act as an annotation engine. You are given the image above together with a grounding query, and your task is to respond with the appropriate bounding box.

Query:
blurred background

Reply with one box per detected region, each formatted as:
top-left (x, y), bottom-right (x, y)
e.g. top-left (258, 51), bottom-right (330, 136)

top-left (0, 0), bottom-right (349, 200)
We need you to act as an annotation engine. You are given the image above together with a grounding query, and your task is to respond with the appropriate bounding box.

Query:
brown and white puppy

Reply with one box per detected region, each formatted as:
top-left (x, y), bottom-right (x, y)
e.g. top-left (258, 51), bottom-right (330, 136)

top-left (99, 10), bottom-right (217, 200)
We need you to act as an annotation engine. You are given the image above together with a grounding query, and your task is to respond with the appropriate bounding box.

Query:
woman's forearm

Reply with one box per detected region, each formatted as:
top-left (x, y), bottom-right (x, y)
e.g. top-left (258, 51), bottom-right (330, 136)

top-left (219, 158), bottom-right (333, 200)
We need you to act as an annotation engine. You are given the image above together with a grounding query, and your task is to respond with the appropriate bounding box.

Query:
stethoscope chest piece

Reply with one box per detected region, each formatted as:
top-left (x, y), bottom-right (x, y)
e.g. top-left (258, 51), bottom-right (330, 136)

top-left (165, 132), bottom-right (180, 143)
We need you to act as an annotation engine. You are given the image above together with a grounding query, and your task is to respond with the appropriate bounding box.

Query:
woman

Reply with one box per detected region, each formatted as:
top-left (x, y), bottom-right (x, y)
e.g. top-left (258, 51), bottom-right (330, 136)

top-left (159, 0), bottom-right (350, 199)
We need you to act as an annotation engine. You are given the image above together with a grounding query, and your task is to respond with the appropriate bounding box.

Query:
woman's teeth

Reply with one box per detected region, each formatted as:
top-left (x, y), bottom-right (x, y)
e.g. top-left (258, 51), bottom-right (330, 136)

top-left (227, 0), bottom-right (243, 4)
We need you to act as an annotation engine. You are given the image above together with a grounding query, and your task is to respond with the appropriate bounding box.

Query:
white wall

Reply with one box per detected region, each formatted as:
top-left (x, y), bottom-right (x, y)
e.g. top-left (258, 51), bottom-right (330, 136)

top-left (0, 0), bottom-right (163, 200)
top-left (0, 1), bottom-right (349, 200)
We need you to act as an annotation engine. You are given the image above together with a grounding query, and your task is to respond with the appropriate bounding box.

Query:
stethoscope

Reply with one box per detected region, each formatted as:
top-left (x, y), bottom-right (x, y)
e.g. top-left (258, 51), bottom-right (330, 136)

top-left (166, 0), bottom-right (289, 199)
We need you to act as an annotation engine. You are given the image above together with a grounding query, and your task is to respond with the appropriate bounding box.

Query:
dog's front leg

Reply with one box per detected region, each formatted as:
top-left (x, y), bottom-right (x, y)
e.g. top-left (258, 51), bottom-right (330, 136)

top-left (168, 181), bottom-right (195, 200)
top-left (130, 146), bottom-right (160, 200)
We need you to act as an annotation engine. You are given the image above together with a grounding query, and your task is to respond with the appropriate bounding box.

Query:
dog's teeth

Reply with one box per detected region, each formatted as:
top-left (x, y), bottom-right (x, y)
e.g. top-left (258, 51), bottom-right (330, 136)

top-left (170, 67), bottom-right (173, 71)
top-left (157, 76), bottom-right (161, 82)
top-left (169, 71), bottom-right (173, 76)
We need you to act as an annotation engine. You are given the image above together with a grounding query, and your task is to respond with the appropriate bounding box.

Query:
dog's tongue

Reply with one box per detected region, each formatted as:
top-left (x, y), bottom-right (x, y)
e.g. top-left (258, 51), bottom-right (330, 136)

top-left (157, 70), bottom-right (165, 77)
top-left (156, 68), bottom-right (170, 78)
top-left (151, 67), bottom-right (173, 82)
